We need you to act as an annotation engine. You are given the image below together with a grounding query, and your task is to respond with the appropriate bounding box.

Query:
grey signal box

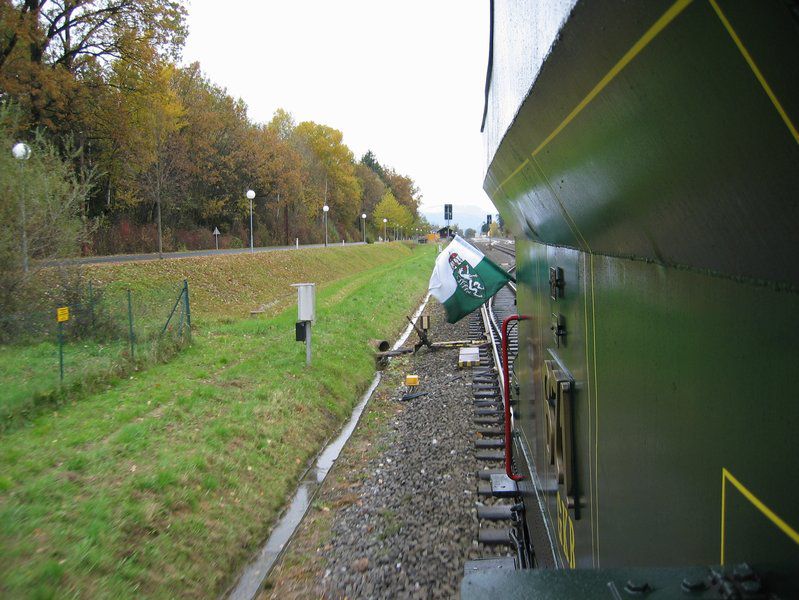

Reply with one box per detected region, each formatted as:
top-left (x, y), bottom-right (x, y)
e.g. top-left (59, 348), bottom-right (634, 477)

top-left (292, 283), bottom-right (316, 366)
top-left (292, 283), bottom-right (316, 324)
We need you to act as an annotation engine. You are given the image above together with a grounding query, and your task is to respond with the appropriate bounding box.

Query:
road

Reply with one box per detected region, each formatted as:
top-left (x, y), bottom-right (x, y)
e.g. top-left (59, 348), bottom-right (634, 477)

top-left (54, 241), bottom-right (369, 266)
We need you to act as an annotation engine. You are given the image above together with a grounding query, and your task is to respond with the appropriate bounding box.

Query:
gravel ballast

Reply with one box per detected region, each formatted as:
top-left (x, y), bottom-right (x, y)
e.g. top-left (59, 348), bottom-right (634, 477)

top-left (262, 298), bottom-right (514, 599)
top-left (320, 302), bottom-right (477, 598)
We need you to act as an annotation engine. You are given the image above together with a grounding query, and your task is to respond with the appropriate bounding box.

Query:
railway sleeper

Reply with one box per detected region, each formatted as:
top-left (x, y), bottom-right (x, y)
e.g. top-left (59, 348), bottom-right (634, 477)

top-left (473, 400), bottom-right (501, 409)
top-left (477, 481), bottom-right (496, 496)
top-left (473, 417), bottom-right (502, 426)
top-left (476, 469), bottom-right (505, 479)
top-left (478, 527), bottom-right (514, 546)
top-left (476, 426), bottom-right (504, 436)
top-left (475, 450), bottom-right (506, 462)
top-left (463, 557), bottom-right (517, 574)
top-left (474, 408), bottom-right (503, 416)
top-left (475, 438), bottom-right (505, 449)
top-left (477, 502), bottom-right (524, 521)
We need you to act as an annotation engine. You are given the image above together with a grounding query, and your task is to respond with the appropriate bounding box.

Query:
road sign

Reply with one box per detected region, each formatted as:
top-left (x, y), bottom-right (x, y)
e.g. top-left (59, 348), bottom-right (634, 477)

top-left (56, 307), bottom-right (69, 322)
top-left (213, 227), bottom-right (220, 250)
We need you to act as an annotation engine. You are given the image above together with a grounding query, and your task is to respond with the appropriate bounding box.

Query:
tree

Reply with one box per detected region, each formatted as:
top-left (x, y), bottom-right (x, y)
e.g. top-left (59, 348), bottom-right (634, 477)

top-left (268, 108), bottom-right (295, 141)
top-left (0, 0), bottom-right (187, 129)
top-left (496, 212), bottom-right (505, 234)
top-left (0, 0), bottom-right (186, 77)
top-left (355, 162), bottom-right (386, 216)
top-left (465, 228), bottom-right (476, 238)
top-left (372, 190), bottom-right (412, 239)
top-left (0, 103), bottom-right (93, 311)
top-left (134, 64), bottom-right (184, 256)
top-left (381, 167), bottom-right (421, 218)
top-left (293, 121), bottom-right (361, 241)
top-left (360, 149), bottom-right (384, 180)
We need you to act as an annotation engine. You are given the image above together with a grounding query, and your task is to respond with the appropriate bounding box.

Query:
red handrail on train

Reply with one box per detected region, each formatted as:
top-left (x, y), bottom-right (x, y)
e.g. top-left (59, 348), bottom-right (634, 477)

top-left (502, 314), bottom-right (529, 481)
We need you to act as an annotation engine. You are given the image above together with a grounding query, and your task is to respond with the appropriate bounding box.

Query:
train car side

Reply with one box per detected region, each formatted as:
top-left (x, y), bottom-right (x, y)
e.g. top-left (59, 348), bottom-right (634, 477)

top-left (476, 0), bottom-right (799, 595)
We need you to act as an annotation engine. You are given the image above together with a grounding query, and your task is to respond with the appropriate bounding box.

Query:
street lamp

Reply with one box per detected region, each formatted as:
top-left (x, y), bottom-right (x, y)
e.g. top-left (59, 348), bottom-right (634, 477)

top-left (361, 213), bottom-right (366, 243)
top-left (12, 142), bottom-right (31, 273)
top-left (246, 189), bottom-right (255, 253)
top-left (323, 204), bottom-right (330, 247)
top-left (383, 218), bottom-right (387, 241)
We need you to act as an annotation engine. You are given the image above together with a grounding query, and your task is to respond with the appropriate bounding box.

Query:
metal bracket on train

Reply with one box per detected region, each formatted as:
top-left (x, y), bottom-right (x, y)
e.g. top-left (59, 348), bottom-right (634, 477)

top-left (544, 359), bottom-right (578, 519)
top-left (549, 266), bottom-right (564, 300)
top-left (550, 313), bottom-right (566, 347)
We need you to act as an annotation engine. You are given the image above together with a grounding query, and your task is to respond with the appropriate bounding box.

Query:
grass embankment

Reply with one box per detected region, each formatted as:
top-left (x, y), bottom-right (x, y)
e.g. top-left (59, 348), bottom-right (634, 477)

top-left (0, 243), bottom-right (435, 598)
top-left (1, 244), bottom-right (418, 431)
top-left (91, 243), bottom-right (416, 323)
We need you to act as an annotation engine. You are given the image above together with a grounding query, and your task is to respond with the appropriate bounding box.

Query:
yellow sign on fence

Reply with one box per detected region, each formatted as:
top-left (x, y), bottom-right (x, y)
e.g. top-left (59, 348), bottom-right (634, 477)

top-left (56, 307), bottom-right (69, 322)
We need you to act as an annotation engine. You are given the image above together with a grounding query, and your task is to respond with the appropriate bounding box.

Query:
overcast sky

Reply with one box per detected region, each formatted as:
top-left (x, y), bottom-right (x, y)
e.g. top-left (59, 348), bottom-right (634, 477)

top-left (182, 0), bottom-right (494, 227)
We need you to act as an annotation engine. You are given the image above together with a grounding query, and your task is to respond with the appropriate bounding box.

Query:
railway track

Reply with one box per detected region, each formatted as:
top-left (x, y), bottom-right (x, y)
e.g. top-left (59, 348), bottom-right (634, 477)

top-left (464, 243), bottom-right (533, 574)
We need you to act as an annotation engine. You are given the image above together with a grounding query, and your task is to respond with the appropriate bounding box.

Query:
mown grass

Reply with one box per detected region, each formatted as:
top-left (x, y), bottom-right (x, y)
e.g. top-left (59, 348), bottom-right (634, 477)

top-left (89, 243), bottom-right (417, 323)
top-left (0, 243), bottom-right (416, 431)
top-left (0, 243), bottom-right (434, 598)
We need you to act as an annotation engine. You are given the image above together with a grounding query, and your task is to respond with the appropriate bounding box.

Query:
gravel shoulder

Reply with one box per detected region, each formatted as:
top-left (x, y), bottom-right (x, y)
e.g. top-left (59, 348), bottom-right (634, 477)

top-left (260, 301), bottom-right (498, 599)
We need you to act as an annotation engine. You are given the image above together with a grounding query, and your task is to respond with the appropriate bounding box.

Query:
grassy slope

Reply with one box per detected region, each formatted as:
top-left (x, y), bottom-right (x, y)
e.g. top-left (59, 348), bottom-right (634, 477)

top-left (90, 244), bottom-right (416, 323)
top-left (0, 244), bottom-right (417, 430)
top-left (0, 244), bottom-right (434, 598)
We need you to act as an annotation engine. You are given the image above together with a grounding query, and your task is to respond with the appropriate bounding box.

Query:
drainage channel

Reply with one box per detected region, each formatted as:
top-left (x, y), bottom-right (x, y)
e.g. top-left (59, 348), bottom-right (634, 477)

top-left (226, 293), bottom-right (432, 600)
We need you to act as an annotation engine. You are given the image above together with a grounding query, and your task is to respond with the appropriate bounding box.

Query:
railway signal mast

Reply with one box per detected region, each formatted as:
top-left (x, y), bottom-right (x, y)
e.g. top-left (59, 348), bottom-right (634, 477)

top-left (444, 203), bottom-right (453, 237)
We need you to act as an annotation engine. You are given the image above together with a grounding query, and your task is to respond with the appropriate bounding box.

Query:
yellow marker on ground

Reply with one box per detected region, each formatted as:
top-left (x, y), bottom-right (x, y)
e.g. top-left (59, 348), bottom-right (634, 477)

top-left (458, 347), bottom-right (481, 368)
top-left (405, 375), bottom-right (419, 387)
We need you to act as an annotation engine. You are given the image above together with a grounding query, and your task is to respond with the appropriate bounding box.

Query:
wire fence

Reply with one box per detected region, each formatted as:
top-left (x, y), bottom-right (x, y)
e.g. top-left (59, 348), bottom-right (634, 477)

top-left (0, 280), bottom-right (191, 431)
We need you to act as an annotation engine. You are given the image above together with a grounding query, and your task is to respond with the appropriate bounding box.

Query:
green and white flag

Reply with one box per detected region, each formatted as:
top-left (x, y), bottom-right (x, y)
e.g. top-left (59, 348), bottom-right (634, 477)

top-left (428, 235), bottom-right (513, 323)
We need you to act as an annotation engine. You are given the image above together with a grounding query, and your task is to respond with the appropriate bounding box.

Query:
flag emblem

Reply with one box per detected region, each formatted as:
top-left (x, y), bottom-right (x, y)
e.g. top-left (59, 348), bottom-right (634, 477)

top-left (449, 252), bottom-right (485, 299)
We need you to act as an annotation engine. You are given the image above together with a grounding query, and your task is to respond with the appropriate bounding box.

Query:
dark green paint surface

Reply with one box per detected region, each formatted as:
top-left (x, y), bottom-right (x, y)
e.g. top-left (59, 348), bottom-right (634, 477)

top-left (488, 0), bottom-right (799, 288)
top-left (483, 0), bottom-right (799, 591)
top-left (511, 238), bottom-right (799, 585)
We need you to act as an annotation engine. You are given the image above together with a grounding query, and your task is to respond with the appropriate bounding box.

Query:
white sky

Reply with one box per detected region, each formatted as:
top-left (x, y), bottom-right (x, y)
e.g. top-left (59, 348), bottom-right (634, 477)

top-left (182, 0), bottom-right (495, 227)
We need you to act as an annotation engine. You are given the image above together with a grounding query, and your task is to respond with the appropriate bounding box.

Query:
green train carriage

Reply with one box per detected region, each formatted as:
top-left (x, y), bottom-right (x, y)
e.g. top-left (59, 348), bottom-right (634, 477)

top-left (464, 0), bottom-right (799, 596)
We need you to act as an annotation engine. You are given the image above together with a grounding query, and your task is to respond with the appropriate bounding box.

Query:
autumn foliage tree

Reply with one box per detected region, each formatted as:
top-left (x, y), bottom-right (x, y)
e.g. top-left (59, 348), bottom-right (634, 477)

top-left (0, 1), bottom-right (424, 254)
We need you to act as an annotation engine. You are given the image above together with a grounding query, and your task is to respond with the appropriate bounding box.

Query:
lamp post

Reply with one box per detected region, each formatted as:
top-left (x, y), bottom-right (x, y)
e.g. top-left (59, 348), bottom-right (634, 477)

top-left (246, 189), bottom-right (255, 253)
top-left (361, 213), bottom-right (366, 243)
top-left (12, 142), bottom-right (31, 273)
top-left (383, 218), bottom-right (387, 241)
top-left (323, 204), bottom-right (329, 247)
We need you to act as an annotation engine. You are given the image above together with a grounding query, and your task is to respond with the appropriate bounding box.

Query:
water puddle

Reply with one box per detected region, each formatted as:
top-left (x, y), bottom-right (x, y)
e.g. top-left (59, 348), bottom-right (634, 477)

top-left (226, 294), bottom-right (431, 600)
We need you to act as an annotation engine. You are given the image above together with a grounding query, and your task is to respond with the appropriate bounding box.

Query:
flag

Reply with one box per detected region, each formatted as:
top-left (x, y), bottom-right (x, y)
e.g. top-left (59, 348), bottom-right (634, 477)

top-left (428, 235), bottom-right (513, 323)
